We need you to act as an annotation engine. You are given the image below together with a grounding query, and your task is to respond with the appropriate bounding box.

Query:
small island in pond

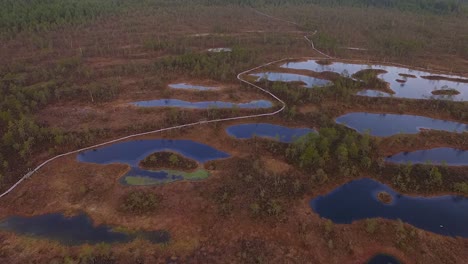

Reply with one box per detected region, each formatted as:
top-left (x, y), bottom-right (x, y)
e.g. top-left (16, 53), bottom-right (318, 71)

top-left (377, 191), bottom-right (393, 204)
top-left (431, 89), bottom-right (460, 96)
top-left (140, 151), bottom-right (198, 171)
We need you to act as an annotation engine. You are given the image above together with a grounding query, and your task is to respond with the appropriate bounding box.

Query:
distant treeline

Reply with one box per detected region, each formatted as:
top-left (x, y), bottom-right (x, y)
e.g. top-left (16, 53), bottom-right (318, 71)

top-left (1, 0), bottom-right (466, 35)
top-left (0, 0), bottom-right (138, 35)
top-left (207, 0), bottom-right (467, 14)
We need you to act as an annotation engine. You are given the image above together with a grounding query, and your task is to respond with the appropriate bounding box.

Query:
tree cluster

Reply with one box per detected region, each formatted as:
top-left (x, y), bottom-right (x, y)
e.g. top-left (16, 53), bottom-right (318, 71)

top-left (286, 126), bottom-right (374, 177)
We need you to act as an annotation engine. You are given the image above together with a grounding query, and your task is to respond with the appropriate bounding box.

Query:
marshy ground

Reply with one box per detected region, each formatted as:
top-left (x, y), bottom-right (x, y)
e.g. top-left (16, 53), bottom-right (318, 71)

top-left (0, 1), bottom-right (468, 263)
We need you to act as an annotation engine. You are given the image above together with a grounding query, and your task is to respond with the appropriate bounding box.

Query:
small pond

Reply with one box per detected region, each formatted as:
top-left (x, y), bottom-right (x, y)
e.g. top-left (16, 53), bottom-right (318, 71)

top-left (207, 47), bottom-right (232, 52)
top-left (310, 178), bottom-right (468, 237)
top-left (132, 99), bottom-right (273, 109)
top-left (169, 83), bottom-right (218, 91)
top-left (386, 147), bottom-right (468, 166)
top-left (366, 254), bottom-right (402, 264)
top-left (0, 213), bottom-right (169, 245)
top-left (281, 60), bottom-right (468, 101)
top-left (250, 72), bottom-right (331, 88)
top-left (226, 123), bottom-right (315, 143)
top-left (78, 139), bottom-right (230, 185)
top-left (335, 112), bottom-right (468, 137)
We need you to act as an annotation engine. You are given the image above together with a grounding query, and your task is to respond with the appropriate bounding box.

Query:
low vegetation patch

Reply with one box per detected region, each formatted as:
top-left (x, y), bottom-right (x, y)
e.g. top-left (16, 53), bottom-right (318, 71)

top-left (377, 191), bottom-right (393, 204)
top-left (431, 89), bottom-right (460, 96)
top-left (120, 191), bottom-right (162, 214)
top-left (399, 73), bottom-right (417, 78)
top-left (124, 169), bottom-right (210, 186)
top-left (212, 157), bottom-right (306, 218)
top-left (352, 69), bottom-right (393, 94)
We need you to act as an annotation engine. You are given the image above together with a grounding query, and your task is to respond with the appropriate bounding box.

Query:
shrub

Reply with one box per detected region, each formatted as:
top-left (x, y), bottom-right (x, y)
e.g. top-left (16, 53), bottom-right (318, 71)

top-left (366, 219), bottom-right (378, 234)
top-left (120, 191), bottom-right (162, 214)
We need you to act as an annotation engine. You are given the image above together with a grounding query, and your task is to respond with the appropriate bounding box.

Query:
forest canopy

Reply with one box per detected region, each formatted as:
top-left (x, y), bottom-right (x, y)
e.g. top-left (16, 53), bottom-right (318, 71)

top-left (1, 0), bottom-right (466, 35)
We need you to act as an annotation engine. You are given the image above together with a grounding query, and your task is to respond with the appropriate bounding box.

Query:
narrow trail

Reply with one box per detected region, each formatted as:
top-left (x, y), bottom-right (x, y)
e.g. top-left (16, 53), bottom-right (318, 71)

top-left (0, 8), bottom-right (330, 199)
top-left (304, 35), bottom-right (333, 59)
top-left (0, 60), bottom-right (289, 199)
top-left (253, 8), bottom-right (333, 59)
top-left (251, 8), bottom-right (299, 26)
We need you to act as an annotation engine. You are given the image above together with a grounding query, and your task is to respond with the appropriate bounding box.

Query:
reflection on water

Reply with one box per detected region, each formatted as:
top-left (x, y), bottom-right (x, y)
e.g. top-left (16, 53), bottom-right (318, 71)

top-left (311, 178), bottom-right (468, 237)
top-left (386, 147), bottom-right (468, 165)
top-left (366, 254), bottom-right (402, 264)
top-left (336, 112), bottom-right (468, 137)
top-left (250, 72), bottom-right (332, 88)
top-left (0, 213), bottom-right (170, 245)
top-left (132, 99), bottom-right (273, 108)
top-left (78, 139), bottom-right (230, 185)
top-left (282, 60), bottom-right (468, 100)
top-left (226, 123), bottom-right (315, 143)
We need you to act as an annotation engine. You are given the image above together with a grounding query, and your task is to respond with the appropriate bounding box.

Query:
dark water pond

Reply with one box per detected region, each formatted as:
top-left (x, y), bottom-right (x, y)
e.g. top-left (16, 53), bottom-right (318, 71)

top-left (78, 139), bottom-right (229, 165)
top-left (250, 72), bottom-right (331, 88)
top-left (366, 254), bottom-right (402, 264)
top-left (335, 112), bottom-right (468, 137)
top-left (226, 123), bottom-right (315, 143)
top-left (132, 99), bottom-right (272, 108)
top-left (281, 60), bottom-right (468, 101)
top-left (386, 147), bottom-right (468, 166)
top-left (169, 83), bottom-right (217, 91)
top-left (311, 178), bottom-right (468, 237)
top-left (78, 139), bottom-right (230, 185)
top-left (0, 213), bottom-right (169, 245)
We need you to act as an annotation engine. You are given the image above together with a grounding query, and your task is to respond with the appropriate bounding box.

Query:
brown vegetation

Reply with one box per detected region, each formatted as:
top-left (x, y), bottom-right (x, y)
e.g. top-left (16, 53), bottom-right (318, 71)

top-left (377, 191), bottom-right (393, 204)
top-left (0, 1), bottom-right (467, 263)
top-left (431, 89), bottom-right (461, 96)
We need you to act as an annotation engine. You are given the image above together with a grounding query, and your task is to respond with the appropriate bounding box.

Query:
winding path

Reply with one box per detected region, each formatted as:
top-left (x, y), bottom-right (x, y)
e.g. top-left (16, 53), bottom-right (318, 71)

top-left (0, 60), bottom-right (290, 199)
top-left (0, 8), bottom-right (330, 199)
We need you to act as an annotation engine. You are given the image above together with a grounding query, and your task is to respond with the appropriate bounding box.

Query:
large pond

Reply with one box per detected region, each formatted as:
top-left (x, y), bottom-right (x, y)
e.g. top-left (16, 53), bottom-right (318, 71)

top-left (169, 83), bottom-right (217, 91)
top-left (78, 139), bottom-right (230, 185)
top-left (226, 123), bottom-right (315, 143)
top-left (281, 60), bottom-right (468, 101)
top-left (366, 254), bottom-right (402, 264)
top-left (386, 147), bottom-right (468, 166)
top-left (335, 112), bottom-right (468, 137)
top-left (250, 72), bottom-right (331, 88)
top-left (0, 213), bottom-right (169, 245)
top-left (132, 99), bottom-right (273, 109)
top-left (310, 178), bottom-right (468, 237)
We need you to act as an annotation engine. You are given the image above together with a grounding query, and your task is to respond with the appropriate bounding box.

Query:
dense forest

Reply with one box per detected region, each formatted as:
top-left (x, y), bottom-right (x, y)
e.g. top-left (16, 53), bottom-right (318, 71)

top-left (228, 0), bottom-right (468, 14)
top-left (1, 0), bottom-right (466, 35)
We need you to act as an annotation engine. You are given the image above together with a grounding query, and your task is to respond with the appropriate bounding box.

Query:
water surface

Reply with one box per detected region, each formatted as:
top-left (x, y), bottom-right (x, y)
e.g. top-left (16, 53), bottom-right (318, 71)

top-left (366, 254), bottom-right (401, 264)
top-left (226, 123), bottom-right (315, 143)
top-left (336, 112), bottom-right (468, 137)
top-left (78, 139), bottom-right (230, 185)
top-left (169, 83), bottom-right (217, 91)
top-left (387, 148), bottom-right (468, 165)
top-left (282, 60), bottom-right (468, 100)
top-left (311, 178), bottom-right (468, 237)
top-left (132, 99), bottom-right (272, 109)
top-left (0, 213), bottom-right (169, 245)
top-left (250, 72), bottom-right (331, 88)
